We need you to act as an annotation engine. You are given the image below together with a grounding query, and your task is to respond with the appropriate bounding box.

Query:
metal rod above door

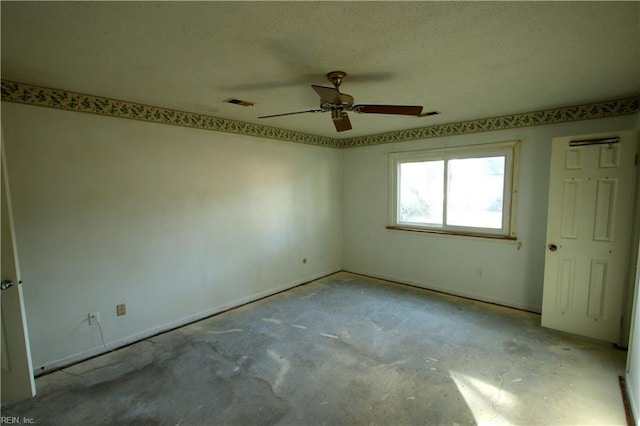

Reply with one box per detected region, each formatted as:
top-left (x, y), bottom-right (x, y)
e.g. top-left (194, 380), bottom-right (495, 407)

top-left (569, 137), bottom-right (620, 146)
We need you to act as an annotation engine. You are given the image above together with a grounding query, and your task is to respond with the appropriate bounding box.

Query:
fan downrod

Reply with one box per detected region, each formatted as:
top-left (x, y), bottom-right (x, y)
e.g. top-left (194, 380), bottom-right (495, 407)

top-left (327, 71), bottom-right (347, 90)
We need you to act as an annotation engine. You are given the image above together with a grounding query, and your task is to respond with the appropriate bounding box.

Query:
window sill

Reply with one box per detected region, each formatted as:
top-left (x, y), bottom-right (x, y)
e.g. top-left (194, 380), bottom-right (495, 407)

top-left (386, 226), bottom-right (517, 241)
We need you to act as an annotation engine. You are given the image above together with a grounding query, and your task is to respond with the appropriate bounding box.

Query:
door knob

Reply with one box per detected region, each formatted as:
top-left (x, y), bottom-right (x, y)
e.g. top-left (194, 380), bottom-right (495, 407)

top-left (548, 244), bottom-right (558, 252)
top-left (1, 280), bottom-right (14, 291)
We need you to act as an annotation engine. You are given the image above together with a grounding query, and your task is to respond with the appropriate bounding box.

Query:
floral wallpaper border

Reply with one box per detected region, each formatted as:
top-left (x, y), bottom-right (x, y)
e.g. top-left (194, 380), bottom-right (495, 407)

top-left (0, 79), bottom-right (338, 148)
top-left (340, 97), bottom-right (640, 148)
top-left (2, 79), bottom-right (638, 149)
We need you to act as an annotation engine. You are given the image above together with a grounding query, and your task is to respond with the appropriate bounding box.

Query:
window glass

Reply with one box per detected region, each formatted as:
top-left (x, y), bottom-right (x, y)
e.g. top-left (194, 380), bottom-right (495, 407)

top-left (399, 161), bottom-right (443, 225)
top-left (447, 156), bottom-right (505, 229)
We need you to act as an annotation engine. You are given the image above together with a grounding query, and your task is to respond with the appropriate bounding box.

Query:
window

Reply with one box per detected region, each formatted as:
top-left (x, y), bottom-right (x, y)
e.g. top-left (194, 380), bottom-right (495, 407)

top-left (389, 141), bottom-right (519, 238)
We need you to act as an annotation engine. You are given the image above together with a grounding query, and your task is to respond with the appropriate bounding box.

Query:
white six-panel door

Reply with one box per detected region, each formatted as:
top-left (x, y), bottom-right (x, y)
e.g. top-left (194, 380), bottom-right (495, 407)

top-left (542, 131), bottom-right (637, 342)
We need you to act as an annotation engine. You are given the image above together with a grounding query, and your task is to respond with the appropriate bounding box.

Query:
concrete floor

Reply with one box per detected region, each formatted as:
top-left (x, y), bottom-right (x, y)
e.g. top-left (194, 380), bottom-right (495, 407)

top-left (2, 272), bottom-right (628, 425)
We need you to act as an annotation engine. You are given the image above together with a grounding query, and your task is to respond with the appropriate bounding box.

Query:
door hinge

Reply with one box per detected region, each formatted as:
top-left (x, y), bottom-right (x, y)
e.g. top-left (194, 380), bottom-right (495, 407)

top-left (635, 154), bottom-right (638, 166)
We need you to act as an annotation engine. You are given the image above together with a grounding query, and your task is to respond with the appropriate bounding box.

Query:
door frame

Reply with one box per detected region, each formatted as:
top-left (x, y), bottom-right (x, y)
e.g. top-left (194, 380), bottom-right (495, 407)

top-left (620, 131), bottom-right (640, 347)
top-left (1, 124), bottom-right (36, 402)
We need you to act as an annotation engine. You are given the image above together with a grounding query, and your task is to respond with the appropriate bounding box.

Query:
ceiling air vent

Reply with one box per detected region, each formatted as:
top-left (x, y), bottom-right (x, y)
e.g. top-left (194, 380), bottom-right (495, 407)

top-left (224, 98), bottom-right (254, 107)
top-left (419, 111), bottom-right (440, 117)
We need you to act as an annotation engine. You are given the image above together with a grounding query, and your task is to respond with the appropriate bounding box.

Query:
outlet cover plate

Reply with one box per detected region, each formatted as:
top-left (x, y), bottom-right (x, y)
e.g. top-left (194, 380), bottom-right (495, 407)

top-left (117, 304), bottom-right (126, 316)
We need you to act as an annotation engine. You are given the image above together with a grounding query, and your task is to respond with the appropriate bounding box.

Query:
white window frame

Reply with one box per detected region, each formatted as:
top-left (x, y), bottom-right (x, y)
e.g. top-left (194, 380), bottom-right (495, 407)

top-left (389, 141), bottom-right (520, 238)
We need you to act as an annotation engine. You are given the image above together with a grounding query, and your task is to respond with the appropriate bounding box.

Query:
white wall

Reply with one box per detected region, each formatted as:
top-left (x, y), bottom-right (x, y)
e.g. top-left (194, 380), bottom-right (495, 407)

top-left (4, 99), bottom-right (638, 378)
top-left (2, 103), bottom-right (343, 372)
top-left (342, 115), bottom-right (638, 312)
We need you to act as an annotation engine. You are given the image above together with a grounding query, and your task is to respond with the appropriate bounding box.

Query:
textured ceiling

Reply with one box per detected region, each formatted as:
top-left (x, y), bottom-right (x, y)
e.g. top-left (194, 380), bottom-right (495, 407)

top-left (1, 1), bottom-right (639, 138)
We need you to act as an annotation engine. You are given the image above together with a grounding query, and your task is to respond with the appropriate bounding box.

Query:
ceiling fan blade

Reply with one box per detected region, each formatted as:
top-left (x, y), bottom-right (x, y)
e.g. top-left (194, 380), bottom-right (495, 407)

top-left (312, 85), bottom-right (341, 104)
top-left (333, 112), bottom-right (352, 132)
top-left (258, 109), bottom-right (323, 119)
top-left (353, 104), bottom-right (423, 116)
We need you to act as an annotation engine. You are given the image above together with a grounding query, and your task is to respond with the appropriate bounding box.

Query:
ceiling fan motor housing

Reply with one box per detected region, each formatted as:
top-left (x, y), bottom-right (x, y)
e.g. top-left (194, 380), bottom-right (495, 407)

top-left (321, 93), bottom-right (354, 113)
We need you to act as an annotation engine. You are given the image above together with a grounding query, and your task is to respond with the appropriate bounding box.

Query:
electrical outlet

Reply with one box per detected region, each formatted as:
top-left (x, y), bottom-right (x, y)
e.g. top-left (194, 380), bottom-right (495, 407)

top-left (88, 312), bottom-right (100, 326)
top-left (116, 303), bottom-right (126, 316)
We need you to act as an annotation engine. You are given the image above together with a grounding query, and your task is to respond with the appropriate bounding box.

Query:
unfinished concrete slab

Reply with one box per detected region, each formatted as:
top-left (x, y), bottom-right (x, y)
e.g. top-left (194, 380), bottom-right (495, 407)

top-left (1, 273), bottom-right (628, 425)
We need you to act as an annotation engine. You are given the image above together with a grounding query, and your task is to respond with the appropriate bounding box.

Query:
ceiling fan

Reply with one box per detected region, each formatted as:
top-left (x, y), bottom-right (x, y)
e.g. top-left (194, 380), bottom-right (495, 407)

top-left (258, 71), bottom-right (436, 132)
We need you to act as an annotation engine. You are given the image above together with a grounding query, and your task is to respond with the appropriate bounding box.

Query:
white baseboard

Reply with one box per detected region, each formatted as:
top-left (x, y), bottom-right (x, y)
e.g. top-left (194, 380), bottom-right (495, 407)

top-left (343, 268), bottom-right (542, 313)
top-left (34, 269), bottom-right (341, 376)
top-left (626, 373), bottom-right (639, 426)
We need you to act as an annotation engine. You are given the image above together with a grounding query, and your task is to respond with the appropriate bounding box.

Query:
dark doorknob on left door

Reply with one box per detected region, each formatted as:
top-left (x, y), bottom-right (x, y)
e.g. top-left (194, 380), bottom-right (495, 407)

top-left (548, 244), bottom-right (558, 252)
